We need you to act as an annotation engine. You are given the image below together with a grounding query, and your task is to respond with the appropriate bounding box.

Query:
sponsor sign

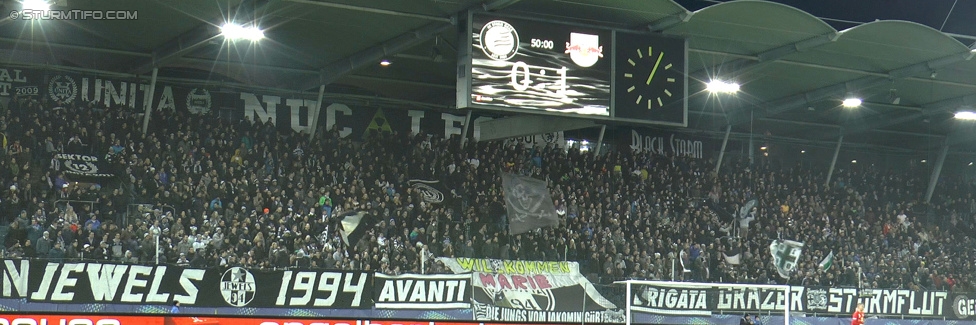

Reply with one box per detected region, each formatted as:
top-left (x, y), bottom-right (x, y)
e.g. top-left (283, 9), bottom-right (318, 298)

top-left (630, 284), bottom-right (952, 319)
top-left (0, 315), bottom-right (151, 325)
top-left (438, 258), bottom-right (623, 323)
top-left (373, 273), bottom-right (471, 309)
top-left (0, 315), bottom-right (587, 325)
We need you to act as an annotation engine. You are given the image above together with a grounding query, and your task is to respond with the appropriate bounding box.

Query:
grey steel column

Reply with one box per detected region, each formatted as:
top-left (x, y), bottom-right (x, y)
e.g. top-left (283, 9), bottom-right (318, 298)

top-left (308, 85), bottom-right (326, 141)
top-left (925, 136), bottom-right (951, 203)
top-left (594, 125), bottom-right (607, 155)
top-left (825, 135), bottom-right (844, 187)
top-left (715, 124), bottom-right (732, 174)
top-left (459, 110), bottom-right (473, 149)
top-left (141, 68), bottom-right (158, 135)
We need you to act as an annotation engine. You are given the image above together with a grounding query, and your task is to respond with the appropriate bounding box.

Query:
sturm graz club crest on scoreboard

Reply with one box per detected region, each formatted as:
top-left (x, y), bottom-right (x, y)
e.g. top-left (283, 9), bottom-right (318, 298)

top-left (221, 267), bottom-right (256, 307)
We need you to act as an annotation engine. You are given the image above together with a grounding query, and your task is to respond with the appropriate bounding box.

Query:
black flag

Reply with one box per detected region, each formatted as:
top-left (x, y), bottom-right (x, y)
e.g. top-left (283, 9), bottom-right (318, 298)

top-left (338, 210), bottom-right (374, 247)
top-left (502, 173), bottom-right (559, 235)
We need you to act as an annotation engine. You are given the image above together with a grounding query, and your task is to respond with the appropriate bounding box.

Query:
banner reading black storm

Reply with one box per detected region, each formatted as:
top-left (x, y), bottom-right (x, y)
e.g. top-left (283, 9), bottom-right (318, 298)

top-left (437, 258), bottom-right (624, 323)
top-left (630, 283), bottom-right (955, 319)
top-left (622, 128), bottom-right (712, 159)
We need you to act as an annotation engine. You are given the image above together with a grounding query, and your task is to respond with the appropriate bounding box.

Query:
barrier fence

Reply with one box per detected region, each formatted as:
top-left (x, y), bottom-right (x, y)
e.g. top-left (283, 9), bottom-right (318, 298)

top-left (0, 258), bottom-right (971, 322)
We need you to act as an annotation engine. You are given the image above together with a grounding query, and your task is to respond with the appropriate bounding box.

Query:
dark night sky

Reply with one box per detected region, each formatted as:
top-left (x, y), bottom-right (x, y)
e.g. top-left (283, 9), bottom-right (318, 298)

top-left (674, 0), bottom-right (976, 44)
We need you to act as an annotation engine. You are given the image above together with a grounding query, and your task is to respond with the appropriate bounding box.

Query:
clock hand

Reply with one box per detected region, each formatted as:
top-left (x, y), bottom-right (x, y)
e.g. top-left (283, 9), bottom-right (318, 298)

top-left (646, 52), bottom-right (664, 85)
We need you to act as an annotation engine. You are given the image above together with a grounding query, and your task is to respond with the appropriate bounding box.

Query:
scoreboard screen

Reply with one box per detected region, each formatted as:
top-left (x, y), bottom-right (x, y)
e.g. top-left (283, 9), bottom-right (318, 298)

top-left (457, 13), bottom-right (688, 127)
top-left (462, 14), bottom-right (612, 116)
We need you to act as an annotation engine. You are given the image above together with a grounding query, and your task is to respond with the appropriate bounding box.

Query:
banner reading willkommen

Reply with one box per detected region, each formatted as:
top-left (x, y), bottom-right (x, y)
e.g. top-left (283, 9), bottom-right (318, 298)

top-left (437, 258), bottom-right (623, 323)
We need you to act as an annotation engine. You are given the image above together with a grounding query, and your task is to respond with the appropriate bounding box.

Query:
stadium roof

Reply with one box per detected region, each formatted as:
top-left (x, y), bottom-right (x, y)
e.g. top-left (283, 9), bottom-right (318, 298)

top-left (2, 0), bottom-right (976, 153)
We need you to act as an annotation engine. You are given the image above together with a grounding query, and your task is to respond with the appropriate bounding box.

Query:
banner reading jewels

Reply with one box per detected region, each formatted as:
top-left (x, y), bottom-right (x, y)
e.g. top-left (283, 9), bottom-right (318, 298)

top-left (437, 258), bottom-right (624, 323)
top-left (630, 283), bottom-right (954, 319)
top-left (0, 259), bottom-right (371, 308)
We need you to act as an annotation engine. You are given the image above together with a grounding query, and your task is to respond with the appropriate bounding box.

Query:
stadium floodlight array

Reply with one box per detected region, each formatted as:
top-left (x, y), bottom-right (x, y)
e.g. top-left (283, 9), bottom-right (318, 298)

top-left (220, 23), bottom-right (265, 41)
top-left (615, 280), bottom-right (793, 325)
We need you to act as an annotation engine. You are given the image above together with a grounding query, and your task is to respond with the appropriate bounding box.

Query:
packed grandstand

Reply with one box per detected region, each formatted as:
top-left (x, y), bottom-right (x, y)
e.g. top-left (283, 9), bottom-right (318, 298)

top-left (1, 94), bottom-right (973, 299)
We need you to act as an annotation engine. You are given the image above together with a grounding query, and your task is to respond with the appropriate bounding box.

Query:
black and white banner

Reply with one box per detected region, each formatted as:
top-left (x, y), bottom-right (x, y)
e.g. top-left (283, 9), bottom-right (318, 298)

top-left (373, 274), bottom-right (471, 309)
top-left (408, 179), bottom-right (456, 206)
top-left (54, 153), bottom-right (117, 178)
top-left (630, 283), bottom-right (953, 319)
top-left (0, 260), bottom-right (371, 309)
top-left (438, 258), bottom-right (623, 323)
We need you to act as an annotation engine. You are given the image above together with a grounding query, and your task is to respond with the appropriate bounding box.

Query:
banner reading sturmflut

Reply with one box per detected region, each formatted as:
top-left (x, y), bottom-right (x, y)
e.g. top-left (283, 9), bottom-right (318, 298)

top-left (437, 258), bottom-right (623, 323)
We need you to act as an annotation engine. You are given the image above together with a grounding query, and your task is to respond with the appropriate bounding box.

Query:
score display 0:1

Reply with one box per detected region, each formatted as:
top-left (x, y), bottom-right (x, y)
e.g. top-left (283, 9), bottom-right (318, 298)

top-left (510, 62), bottom-right (568, 98)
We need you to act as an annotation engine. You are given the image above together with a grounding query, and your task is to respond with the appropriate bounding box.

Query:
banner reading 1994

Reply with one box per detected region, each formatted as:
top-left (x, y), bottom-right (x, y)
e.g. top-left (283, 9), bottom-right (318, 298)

top-left (0, 260), bottom-right (372, 308)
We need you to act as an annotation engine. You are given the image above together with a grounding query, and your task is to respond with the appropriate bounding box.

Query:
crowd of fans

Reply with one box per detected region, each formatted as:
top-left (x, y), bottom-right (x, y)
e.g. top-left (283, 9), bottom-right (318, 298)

top-left (0, 95), bottom-right (974, 294)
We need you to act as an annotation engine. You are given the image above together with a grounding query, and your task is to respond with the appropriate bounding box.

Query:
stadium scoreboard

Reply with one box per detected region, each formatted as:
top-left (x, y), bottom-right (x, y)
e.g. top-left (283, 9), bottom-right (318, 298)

top-left (456, 12), bottom-right (688, 127)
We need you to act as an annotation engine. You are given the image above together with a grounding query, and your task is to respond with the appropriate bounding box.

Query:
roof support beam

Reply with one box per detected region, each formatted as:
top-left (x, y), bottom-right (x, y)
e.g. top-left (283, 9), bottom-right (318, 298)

top-left (646, 11), bottom-right (692, 32)
top-left (843, 93), bottom-right (976, 135)
top-left (693, 32), bottom-right (838, 79)
top-left (295, 0), bottom-right (522, 91)
top-left (483, 0), bottom-right (523, 12)
top-left (727, 51), bottom-right (976, 126)
top-left (295, 22), bottom-right (452, 91)
top-left (282, 0), bottom-right (452, 22)
top-left (0, 38), bottom-right (151, 57)
top-left (478, 115), bottom-right (596, 141)
top-left (128, 0), bottom-right (272, 74)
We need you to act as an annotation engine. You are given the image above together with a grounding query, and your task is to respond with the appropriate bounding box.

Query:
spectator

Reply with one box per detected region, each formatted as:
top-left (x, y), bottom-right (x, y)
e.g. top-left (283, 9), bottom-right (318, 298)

top-left (36, 231), bottom-right (52, 258)
top-left (0, 94), bottom-right (974, 295)
top-left (48, 242), bottom-right (65, 261)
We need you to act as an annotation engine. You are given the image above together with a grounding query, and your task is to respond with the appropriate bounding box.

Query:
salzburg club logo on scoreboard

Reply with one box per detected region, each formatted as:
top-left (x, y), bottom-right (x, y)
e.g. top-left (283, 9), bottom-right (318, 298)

top-left (220, 267), bottom-right (256, 307)
top-left (480, 20), bottom-right (519, 61)
top-left (565, 32), bottom-right (602, 68)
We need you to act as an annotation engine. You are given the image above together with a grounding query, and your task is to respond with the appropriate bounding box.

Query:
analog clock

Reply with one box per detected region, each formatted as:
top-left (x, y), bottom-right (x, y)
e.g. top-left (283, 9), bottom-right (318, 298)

top-left (623, 46), bottom-right (675, 109)
top-left (613, 31), bottom-right (687, 125)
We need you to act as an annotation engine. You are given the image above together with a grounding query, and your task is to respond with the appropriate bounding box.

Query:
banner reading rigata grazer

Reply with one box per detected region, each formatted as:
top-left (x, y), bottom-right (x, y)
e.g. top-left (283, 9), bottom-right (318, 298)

top-left (437, 258), bottom-right (623, 323)
top-left (629, 283), bottom-right (954, 320)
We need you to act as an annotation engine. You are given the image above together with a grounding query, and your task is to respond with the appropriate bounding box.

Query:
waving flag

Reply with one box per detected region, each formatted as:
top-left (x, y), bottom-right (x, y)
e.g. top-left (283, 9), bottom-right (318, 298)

top-left (502, 173), bottom-right (559, 235)
top-left (769, 239), bottom-right (804, 279)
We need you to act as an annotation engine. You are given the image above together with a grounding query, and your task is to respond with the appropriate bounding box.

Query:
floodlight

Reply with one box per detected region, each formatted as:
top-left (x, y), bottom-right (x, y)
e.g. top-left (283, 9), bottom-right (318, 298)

top-left (954, 111), bottom-right (976, 120)
top-left (380, 59), bottom-right (392, 66)
top-left (841, 96), bottom-right (861, 108)
top-left (221, 23), bottom-right (264, 41)
top-left (22, 0), bottom-right (50, 11)
top-left (706, 80), bottom-right (739, 94)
